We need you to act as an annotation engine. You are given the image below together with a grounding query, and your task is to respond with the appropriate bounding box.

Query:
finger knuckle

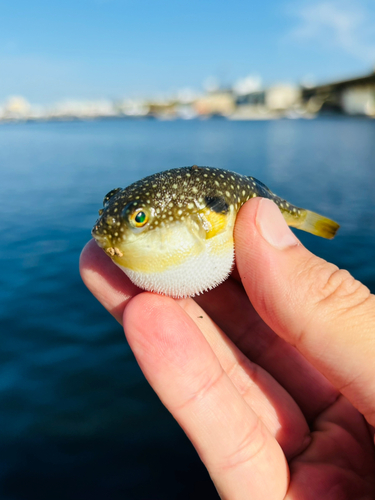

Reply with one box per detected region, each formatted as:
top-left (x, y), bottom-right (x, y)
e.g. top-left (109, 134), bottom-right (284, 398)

top-left (297, 257), bottom-right (371, 312)
top-left (218, 418), bottom-right (268, 472)
top-left (174, 367), bottom-right (225, 413)
top-left (316, 268), bottom-right (371, 312)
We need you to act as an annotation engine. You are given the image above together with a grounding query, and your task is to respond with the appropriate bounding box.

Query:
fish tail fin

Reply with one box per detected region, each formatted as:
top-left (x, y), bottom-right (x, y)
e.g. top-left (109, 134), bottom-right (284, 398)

top-left (257, 189), bottom-right (340, 239)
top-left (283, 209), bottom-right (340, 239)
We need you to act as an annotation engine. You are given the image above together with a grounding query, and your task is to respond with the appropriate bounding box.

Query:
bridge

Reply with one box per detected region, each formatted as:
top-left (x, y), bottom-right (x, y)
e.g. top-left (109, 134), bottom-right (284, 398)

top-left (301, 72), bottom-right (375, 115)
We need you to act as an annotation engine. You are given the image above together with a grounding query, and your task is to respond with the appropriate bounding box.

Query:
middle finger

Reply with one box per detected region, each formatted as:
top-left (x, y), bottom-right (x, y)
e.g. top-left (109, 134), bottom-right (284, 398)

top-left (195, 276), bottom-right (339, 422)
top-left (178, 297), bottom-right (310, 459)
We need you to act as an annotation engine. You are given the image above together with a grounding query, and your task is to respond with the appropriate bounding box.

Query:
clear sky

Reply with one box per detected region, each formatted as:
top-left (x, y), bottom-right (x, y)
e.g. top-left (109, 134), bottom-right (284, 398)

top-left (0, 0), bottom-right (375, 104)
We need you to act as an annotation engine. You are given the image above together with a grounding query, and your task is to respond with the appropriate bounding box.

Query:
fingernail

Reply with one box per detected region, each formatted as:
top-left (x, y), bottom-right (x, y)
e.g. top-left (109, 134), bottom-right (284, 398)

top-left (256, 198), bottom-right (299, 250)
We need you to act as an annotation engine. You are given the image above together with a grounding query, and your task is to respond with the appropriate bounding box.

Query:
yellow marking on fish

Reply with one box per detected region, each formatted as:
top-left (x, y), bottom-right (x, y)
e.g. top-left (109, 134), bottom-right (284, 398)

top-left (200, 209), bottom-right (229, 239)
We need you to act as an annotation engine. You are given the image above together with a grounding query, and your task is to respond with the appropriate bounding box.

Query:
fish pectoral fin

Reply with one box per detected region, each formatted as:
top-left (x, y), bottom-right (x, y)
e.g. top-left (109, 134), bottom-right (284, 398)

top-left (188, 214), bottom-right (212, 245)
top-left (198, 209), bottom-right (229, 239)
top-left (283, 209), bottom-right (340, 239)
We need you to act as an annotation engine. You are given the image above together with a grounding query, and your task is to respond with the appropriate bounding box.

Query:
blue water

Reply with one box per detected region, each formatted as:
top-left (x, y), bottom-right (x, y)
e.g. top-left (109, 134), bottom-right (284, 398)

top-left (0, 118), bottom-right (374, 499)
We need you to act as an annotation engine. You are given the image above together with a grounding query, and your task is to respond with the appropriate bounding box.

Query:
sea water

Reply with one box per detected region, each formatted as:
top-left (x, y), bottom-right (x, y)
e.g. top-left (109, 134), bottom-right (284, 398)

top-left (0, 118), bottom-right (374, 499)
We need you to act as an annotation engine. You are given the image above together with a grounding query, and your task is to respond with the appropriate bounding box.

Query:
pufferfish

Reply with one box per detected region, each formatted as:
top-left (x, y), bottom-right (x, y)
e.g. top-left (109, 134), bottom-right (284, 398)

top-left (92, 165), bottom-right (339, 298)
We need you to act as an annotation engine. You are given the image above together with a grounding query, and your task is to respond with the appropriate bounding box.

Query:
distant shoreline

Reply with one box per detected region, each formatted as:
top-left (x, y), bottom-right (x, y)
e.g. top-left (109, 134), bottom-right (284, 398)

top-left (0, 112), bottom-right (373, 125)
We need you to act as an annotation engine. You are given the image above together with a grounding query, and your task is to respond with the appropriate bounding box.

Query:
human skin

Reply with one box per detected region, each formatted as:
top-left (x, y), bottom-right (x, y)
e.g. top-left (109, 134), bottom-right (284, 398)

top-left (80, 198), bottom-right (375, 499)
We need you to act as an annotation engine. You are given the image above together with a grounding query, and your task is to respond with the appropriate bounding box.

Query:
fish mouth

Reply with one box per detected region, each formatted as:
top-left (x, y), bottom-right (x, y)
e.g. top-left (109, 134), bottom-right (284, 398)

top-left (91, 227), bottom-right (125, 258)
top-left (91, 225), bottom-right (107, 247)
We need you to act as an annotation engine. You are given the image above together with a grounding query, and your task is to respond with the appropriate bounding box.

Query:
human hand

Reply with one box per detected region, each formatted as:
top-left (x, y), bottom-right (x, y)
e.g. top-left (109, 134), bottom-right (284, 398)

top-left (80, 198), bottom-right (375, 499)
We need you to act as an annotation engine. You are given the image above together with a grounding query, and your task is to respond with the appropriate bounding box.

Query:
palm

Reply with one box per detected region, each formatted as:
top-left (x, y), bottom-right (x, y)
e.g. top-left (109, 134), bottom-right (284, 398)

top-left (287, 397), bottom-right (375, 498)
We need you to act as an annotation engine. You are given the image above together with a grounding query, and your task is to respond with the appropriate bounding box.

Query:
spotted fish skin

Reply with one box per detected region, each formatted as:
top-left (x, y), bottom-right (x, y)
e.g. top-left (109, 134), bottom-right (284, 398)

top-left (92, 165), bottom-right (339, 298)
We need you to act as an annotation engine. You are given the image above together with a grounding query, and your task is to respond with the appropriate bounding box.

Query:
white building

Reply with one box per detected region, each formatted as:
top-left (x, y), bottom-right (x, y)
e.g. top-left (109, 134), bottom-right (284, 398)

top-left (341, 87), bottom-right (375, 116)
top-left (265, 85), bottom-right (300, 111)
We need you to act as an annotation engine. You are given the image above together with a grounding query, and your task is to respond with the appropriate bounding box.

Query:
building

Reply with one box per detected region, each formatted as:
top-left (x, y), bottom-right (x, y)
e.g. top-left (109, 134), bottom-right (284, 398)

top-left (0, 96), bottom-right (31, 120)
top-left (194, 90), bottom-right (235, 117)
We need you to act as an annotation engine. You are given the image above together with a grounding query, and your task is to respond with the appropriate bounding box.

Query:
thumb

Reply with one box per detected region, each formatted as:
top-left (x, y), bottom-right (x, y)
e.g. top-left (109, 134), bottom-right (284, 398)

top-left (235, 198), bottom-right (375, 425)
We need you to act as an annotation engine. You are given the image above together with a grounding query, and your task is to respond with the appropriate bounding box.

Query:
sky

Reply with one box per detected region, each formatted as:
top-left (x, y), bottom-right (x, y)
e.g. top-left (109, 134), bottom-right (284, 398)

top-left (0, 0), bottom-right (375, 104)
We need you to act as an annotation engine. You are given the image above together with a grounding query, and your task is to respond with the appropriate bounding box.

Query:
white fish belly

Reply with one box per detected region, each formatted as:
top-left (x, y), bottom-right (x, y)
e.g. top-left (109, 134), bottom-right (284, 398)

top-left (118, 243), bottom-right (234, 298)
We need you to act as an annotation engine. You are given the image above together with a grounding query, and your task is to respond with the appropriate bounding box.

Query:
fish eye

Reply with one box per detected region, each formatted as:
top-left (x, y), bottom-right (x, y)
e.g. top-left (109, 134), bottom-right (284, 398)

top-left (129, 208), bottom-right (149, 228)
top-left (122, 201), bottom-right (151, 229)
top-left (134, 211), bottom-right (146, 224)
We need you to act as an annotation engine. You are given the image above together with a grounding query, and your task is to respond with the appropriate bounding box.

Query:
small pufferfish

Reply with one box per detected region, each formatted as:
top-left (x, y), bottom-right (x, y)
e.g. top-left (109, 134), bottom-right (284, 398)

top-left (92, 165), bottom-right (339, 298)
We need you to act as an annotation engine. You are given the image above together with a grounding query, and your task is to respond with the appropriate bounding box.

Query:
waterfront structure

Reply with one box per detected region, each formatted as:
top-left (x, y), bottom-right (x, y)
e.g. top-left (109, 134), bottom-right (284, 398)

top-left (266, 85), bottom-right (301, 112)
top-left (230, 85), bottom-right (301, 120)
top-left (1, 71), bottom-right (375, 122)
top-left (47, 100), bottom-right (117, 120)
top-left (301, 71), bottom-right (375, 116)
top-left (194, 90), bottom-right (235, 117)
top-left (0, 96), bottom-right (31, 120)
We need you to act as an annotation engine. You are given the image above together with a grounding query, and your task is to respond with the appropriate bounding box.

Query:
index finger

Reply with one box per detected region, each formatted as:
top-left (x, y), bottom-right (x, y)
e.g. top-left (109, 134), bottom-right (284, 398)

top-left (80, 239), bottom-right (141, 324)
top-left (123, 293), bottom-right (289, 500)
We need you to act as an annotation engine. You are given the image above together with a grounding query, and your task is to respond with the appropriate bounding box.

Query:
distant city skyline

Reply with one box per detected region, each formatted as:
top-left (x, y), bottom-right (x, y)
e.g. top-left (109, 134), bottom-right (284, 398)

top-left (1, 0), bottom-right (375, 104)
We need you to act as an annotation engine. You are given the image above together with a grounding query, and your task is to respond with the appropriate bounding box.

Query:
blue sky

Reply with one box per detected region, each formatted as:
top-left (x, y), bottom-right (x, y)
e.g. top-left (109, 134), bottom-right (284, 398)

top-left (0, 0), bottom-right (375, 103)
